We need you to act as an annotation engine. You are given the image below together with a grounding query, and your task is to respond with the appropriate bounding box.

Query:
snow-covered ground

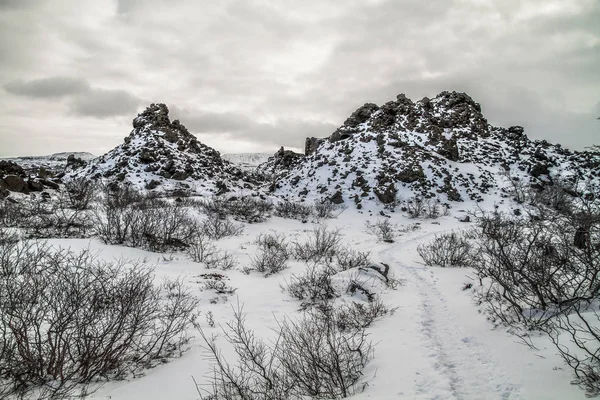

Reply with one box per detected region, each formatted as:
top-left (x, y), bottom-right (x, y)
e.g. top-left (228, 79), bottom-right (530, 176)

top-left (39, 207), bottom-right (586, 400)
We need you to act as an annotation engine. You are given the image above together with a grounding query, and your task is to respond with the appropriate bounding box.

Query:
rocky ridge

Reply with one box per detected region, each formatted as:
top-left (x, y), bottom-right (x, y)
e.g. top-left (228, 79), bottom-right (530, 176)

top-left (267, 91), bottom-right (600, 207)
top-left (67, 104), bottom-right (260, 195)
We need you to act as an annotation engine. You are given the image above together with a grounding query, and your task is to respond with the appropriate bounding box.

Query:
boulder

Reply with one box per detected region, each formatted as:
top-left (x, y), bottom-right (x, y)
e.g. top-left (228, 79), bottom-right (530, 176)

top-left (3, 175), bottom-right (27, 193)
top-left (343, 103), bottom-right (379, 128)
top-left (27, 179), bottom-right (44, 192)
top-left (305, 137), bottom-right (324, 155)
top-left (0, 160), bottom-right (25, 177)
top-left (330, 190), bottom-right (344, 204)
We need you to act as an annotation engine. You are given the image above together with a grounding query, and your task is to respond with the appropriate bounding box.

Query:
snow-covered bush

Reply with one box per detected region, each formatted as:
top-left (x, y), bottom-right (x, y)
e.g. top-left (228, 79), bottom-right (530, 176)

top-left (286, 264), bottom-right (338, 309)
top-left (417, 232), bottom-right (474, 267)
top-left (292, 225), bottom-right (342, 262)
top-left (0, 241), bottom-right (198, 399)
top-left (365, 219), bottom-right (396, 243)
top-left (314, 199), bottom-right (345, 219)
top-left (202, 196), bottom-right (272, 223)
top-left (15, 195), bottom-right (93, 238)
top-left (274, 200), bottom-right (313, 220)
top-left (63, 176), bottom-right (98, 210)
top-left (405, 196), bottom-right (446, 219)
top-left (472, 199), bottom-right (600, 395)
top-left (199, 305), bottom-right (373, 399)
top-left (250, 233), bottom-right (289, 276)
top-left (335, 248), bottom-right (372, 271)
top-left (201, 214), bottom-right (244, 240)
top-left (93, 185), bottom-right (200, 251)
top-left (186, 234), bottom-right (237, 270)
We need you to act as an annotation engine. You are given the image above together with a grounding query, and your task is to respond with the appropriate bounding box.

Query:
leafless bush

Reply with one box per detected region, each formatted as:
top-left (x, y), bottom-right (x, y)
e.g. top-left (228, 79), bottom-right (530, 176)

top-left (63, 177), bottom-right (97, 210)
top-left (199, 304), bottom-right (373, 399)
top-left (292, 225), bottom-right (342, 262)
top-left (201, 214), bottom-right (244, 240)
top-left (0, 199), bottom-right (20, 228)
top-left (202, 196), bottom-right (273, 223)
top-left (365, 219), bottom-right (396, 243)
top-left (94, 193), bottom-right (200, 252)
top-left (548, 306), bottom-right (600, 396)
top-left (274, 201), bottom-right (312, 220)
top-left (186, 235), bottom-right (237, 270)
top-left (472, 200), bottom-right (600, 395)
top-left (327, 299), bottom-right (396, 332)
top-left (187, 234), bottom-right (219, 263)
top-left (406, 197), bottom-right (443, 219)
top-left (250, 233), bottom-right (290, 276)
top-left (197, 273), bottom-right (236, 295)
top-left (286, 264), bottom-right (339, 309)
top-left (417, 232), bottom-right (474, 267)
top-left (19, 195), bottom-right (93, 238)
top-left (314, 199), bottom-right (345, 219)
top-left (335, 248), bottom-right (372, 271)
top-left (0, 242), bottom-right (199, 399)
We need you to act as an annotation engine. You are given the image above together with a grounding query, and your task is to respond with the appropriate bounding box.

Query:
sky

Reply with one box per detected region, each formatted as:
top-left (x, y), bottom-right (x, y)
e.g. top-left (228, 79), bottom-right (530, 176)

top-left (0, 0), bottom-right (598, 157)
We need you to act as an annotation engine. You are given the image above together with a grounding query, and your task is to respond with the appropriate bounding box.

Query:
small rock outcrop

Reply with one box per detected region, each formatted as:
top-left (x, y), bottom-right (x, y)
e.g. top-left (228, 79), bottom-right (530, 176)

top-left (66, 103), bottom-right (257, 194)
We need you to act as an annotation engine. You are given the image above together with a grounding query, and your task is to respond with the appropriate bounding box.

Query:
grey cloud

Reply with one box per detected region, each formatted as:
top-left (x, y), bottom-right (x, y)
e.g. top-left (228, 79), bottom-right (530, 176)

top-left (70, 89), bottom-right (141, 118)
top-left (0, 0), bottom-right (598, 156)
top-left (0, 0), bottom-right (36, 9)
top-left (116, 0), bottom-right (139, 15)
top-left (4, 77), bottom-right (91, 98)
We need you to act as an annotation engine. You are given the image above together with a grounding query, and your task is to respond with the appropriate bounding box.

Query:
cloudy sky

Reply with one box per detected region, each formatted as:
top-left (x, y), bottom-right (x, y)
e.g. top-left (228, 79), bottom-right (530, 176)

top-left (0, 0), bottom-right (598, 157)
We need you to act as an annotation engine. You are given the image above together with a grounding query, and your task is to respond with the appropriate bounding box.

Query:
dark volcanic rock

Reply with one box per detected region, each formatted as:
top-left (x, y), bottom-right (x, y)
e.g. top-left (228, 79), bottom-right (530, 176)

top-left (3, 175), bottom-right (27, 193)
top-left (268, 90), bottom-right (600, 207)
top-left (65, 103), bottom-right (255, 194)
top-left (0, 160), bottom-right (25, 177)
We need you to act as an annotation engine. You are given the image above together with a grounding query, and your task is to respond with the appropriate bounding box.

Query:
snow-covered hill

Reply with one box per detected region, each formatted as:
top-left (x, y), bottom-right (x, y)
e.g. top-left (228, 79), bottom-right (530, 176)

top-left (268, 91), bottom-right (600, 208)
top-left (66, 104), bottom-right (261, 195)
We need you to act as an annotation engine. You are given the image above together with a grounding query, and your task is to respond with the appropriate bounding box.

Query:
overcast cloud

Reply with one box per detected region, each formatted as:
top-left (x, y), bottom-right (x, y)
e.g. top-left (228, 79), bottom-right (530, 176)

top-left (0, 0), bottom-right (598, 157)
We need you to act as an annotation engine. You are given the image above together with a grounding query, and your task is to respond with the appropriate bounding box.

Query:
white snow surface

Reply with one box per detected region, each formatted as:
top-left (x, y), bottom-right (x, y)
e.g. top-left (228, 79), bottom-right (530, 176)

top-left (42, 209), bottom-right (588, 400)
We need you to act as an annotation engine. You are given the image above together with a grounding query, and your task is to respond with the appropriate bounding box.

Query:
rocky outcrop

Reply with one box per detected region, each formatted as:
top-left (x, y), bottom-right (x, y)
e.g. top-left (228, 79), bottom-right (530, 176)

top-left (268, 91), bottom-right (600, 207)
top-left (65, 103), bottom-right (256, 194)
top-left (305, 137), bottom-right (324, 155)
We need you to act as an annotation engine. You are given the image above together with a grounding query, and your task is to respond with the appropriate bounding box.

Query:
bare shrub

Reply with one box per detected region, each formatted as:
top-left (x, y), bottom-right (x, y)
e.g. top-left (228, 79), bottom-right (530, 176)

top-left (202, 214), bottom-right (244, 240)
top-left (292, 225), bottom-right (342, 262)
top-left (417, 232), bottom-right (474, 267)
top-left (187, 234), bottom-right (219, 263)
top-left (365, 219), bottom-right (396, 243)
top-left (314, 199), bottom-right (345, 219)
top-left (199, 304), bottom-right (373, 399)
top-left (274, 201), bottom-right (313, 220)
top-left (275, 311), bottom-right (373, 398)
top-left (250, 233), bottom-right (290, 277)
top-left (19, 195), bottom-right (93, 238)
top-left (0, 242), bottom-right (199, 399)
top-left (202, 196), bottom-right (272, 223)
top-left (335, 248), bottom-right (371, 271)
top-left (0, 199), bottom-right (21, 228)
top-left (63, 176), bottom-right (97, 210)
top-left (94, 192), bottom-right (199, 252)
top-left (406, 197), bottom-right (443, 219)
top-left (197, 273), bottom-right (236, 295)
top-left (328, 299), bottom-right (396, 332)
top-left (286, 264), bottom-right (338, 309)
top-left (472, 198), bottom-right (600, 395)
